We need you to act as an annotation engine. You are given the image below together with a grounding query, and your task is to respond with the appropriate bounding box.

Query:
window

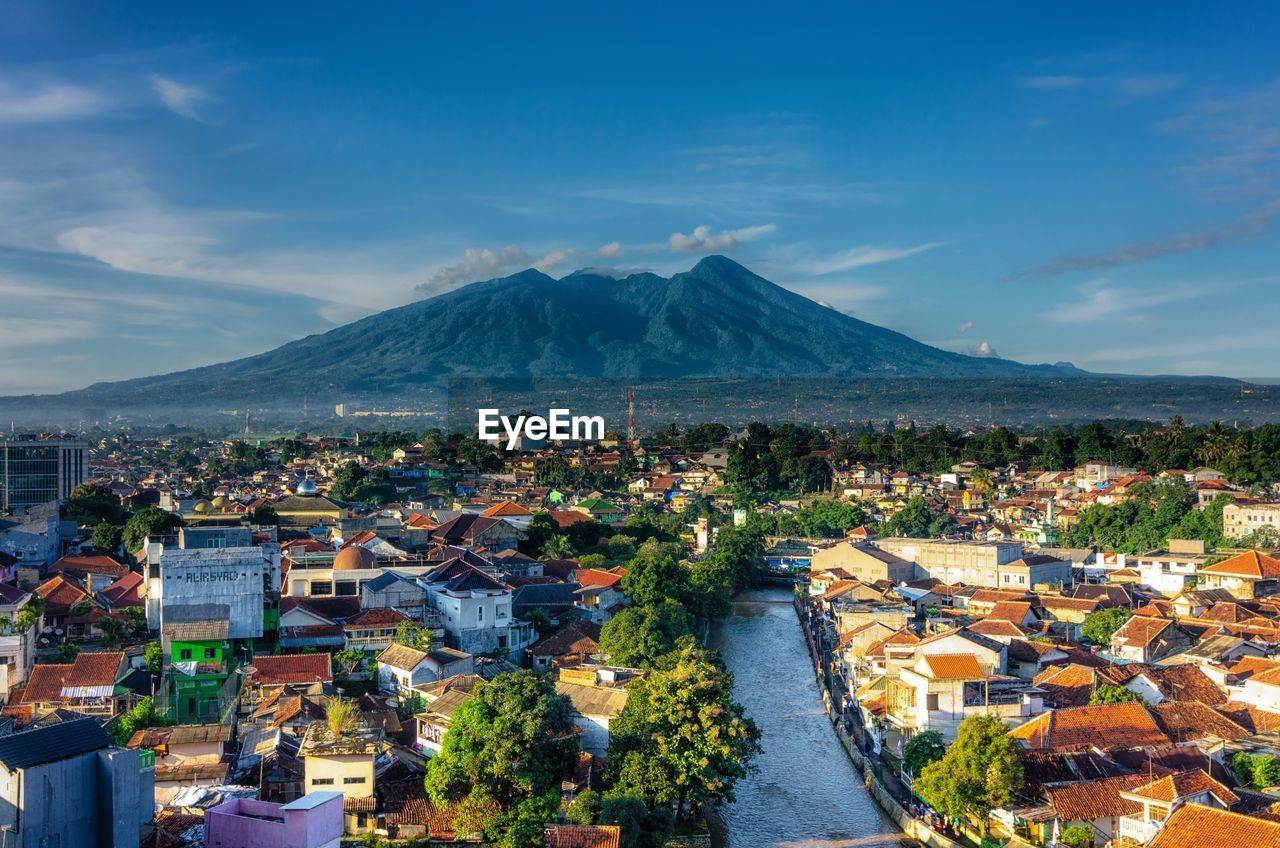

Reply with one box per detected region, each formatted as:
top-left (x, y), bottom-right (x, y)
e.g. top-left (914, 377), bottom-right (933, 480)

top-left (477, 605), bottom-right (484, 624)
top-left (204, 648), bottom-right (216, 659)
top-left (926, 693), bottom-right (939, 711)
top-left (344, 776), bottom-right (367, 784)
top-left (180, 649), bottom-right (193, 660)
top-left (312, 777), bottom-right (334, 785)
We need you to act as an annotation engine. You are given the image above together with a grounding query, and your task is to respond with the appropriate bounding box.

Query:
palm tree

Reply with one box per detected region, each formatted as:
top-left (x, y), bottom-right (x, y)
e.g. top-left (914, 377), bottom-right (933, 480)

top-left (98, 616), bottom-right (128, 649)
top-left (540, 534), bottom-right (575, 560)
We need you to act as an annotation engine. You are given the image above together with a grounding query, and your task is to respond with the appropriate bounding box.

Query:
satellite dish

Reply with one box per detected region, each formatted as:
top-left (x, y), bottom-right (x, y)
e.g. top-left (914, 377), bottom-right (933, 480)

top-left (54, 628), bottom-right (63, 636)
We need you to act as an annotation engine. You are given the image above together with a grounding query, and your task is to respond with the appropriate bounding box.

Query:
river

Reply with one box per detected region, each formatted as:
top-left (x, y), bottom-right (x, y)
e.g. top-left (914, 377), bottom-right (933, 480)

top-left (714, 588), bottom-right (900, 848)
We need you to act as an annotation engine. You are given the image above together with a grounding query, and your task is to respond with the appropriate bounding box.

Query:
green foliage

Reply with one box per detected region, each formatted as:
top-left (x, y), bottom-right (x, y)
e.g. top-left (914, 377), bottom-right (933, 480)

top-left (69, 598), bottom-right (92, 617)
top-left (752, 500), bottom-right (867, 538)
top-left (249, 503), bottom-right (279, 526)
top-left (395, 620), bottom-right (433, 652)
top-left (902, 730), bottom-right (946, 776)
top-left (1090, 683), bottom-right (1140, 705)
top-left (112, 696), bottom-right (170, 744)
top-left (333, 648), bottom-right (366, 676)
top-left (97, 615), bottom-right (129, 648)
top-left (1081, 607), bottom-right (1131, 646)
top-left (91, 522), bottom-right (123, 554)
top-left (565, 789), bottom-right (602, 825)
top-left (598, 795), bottom-right (674, 848)
top-left (885, 495), bottom-right (954, 538)
top-left (620, 540), bottom-right (695, 609)
top-left (144, 642), bottom-right (164, 676)
top-left (63, 483), bottom-right (127, 526)
top-left (1233, 752), bottom-right (1280, 789)
top-left (1061, 824), bottom-right (1093, 848)
top-left (424, 671), bottom-right (579, 808)
top-left (539, 534), bottom-right (575, 560)
top-left (606, 646), bottom-right (761, 818)
top-left (598, 602), bottom-right (696, 669)
top-left (123, 506), bottom-right (183, 558)
top-left (50, 641), bottom-right (79, 663)
top-left (330, 461), bottom-right (397, 504)
top-left (914, 714), bottom-right (1023, 836)
top-left (681, 423), bottom-right (730, 453)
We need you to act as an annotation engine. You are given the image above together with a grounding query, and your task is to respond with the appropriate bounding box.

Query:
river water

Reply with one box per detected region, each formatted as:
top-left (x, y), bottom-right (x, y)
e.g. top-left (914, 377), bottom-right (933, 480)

top-left (715, 588), bottom-right (900, 848)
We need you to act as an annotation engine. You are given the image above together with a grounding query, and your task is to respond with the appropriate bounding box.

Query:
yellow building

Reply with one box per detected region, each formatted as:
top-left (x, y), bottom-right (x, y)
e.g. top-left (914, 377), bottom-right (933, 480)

top-left (299, 721), bottom-right (383, 833)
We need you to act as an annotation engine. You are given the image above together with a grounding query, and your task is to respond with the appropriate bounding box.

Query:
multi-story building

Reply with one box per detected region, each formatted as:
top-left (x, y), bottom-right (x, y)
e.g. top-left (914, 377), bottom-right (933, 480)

top-left (876, 538), bottom-right (1040, 588)
top-left (419, 560), bottom-right (535, 655)
top-left (204, 792), bottom-right (344, 848)
top-left (1223, 501), bottom-right (1280, 540)
top-left (0, 436), bottom-right (88, 515)
top-left (0, 718), bottom-right (154, 848)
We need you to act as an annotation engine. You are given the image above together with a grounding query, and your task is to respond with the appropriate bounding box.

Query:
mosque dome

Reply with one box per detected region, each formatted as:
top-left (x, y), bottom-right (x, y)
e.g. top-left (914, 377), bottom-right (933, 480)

top-left (333, 545), bottom-right (377, 571)
top-left (192, 499), bottom-right (212, 513)
top-left (295, 479), bottom-right (319, 496)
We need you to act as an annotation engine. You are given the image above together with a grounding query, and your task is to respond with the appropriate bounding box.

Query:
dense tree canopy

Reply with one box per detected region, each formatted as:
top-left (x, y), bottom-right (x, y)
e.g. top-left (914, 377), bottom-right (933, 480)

top-left (123, 506), bottom-right (183, 557)
top-left (63, 483), bottom-right (127, 526)
top-left (1081, 608), bottom-right (1132, 646)
top-left (1090, 683), bottom-right (1141, 705)
top-left (914, 714), bottom-right (1023, 835)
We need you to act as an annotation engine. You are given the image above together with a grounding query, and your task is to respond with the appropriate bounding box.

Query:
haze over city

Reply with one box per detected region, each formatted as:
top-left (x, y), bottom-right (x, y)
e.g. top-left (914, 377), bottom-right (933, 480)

top-left (4, 2), bottom-right (1280, 393)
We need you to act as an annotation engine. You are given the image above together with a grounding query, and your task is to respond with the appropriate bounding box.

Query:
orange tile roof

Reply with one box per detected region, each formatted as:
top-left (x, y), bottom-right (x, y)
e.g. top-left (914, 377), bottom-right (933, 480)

top-left (1045, 774), bottom-right (1148, 822)
top-left (66, 651), bottom-right (123, 687)
top-left (987, 601), bottom-right (1034, 624)
top-left (544, 825), bottom-right (621, 848)
top-left (1111, 615), bottom-right (1172, 649)
top-left (923, 653), bottom-right (984, 679)
top-left (1146, 803), bottom-right (1280, 848)
top-left (1009, 702), bottom-right (1170, 752)
top-left (575, 568), bottom-right (622, 589)
top-left (482, 501), bottom-right (533, 517)
top-left (1125, 769), bottom-right (1238, 806)
top-left (1201, 550), bottom-right (1280, 579)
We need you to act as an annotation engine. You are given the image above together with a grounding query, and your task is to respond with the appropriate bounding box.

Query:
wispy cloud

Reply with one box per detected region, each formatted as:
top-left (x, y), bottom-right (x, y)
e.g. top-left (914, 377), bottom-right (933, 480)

top-left (798, 241), bottom-right (944, 276)
top-left (0, 78), bottom-right (110, 123)
top-left (667, 223), bottom-right (776, 253)
top-left (150, 75), bottom-right (210, 120)
top-left (1021, 75), bottom-right (1088, 90)
top-left (957, 320), bottom-right (974, 334)
top-left (1043, 279), bottom-right (1214, 324)
top-left (416, 245), bottom-right (571, 293)
top-left (1006, 204), bottom-right (1280, 281)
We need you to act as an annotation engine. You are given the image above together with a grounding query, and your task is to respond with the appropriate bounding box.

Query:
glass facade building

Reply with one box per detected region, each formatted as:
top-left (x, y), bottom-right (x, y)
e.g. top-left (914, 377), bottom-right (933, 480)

top-left (0, 437), bottom-right (88, 515)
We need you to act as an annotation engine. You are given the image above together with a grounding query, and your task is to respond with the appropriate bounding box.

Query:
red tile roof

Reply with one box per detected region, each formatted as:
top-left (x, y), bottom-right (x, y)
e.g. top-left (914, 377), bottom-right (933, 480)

top-left (922, 654), bottom-right (984, 679)
top-left (251, 653), bottom-right (333, 686)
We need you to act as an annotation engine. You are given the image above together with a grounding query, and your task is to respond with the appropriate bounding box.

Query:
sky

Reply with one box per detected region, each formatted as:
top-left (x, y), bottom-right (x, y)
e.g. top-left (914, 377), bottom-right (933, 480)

top-left (3, 2), bottom-right (1280, 393)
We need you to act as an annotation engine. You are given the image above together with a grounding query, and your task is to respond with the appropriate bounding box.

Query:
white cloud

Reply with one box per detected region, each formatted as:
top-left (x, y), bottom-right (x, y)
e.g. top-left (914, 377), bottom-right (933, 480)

top-left (1021, 75), bottom-right (1088, 90)
top-left (970, 341), bottom-right (999, 358)
top-left (151, 75), bottom-right (210, 120)
top-left (958, 320), bottom-right (974, 334)
top-left (799, 241), bottom-right (944, 276)
top-left (418, 245), bottom-right (574, 292)
top-left (1045, 280), bottom-right (1212, 324)
top-left (667, 223), bottom-right (776, 253)
top-left (0, 78), bottom-right (110, 123)
top-left (595, 241), bottom-right (624, 258)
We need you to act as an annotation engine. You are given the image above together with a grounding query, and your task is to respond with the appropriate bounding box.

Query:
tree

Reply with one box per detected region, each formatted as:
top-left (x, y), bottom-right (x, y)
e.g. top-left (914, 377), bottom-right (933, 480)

top-left (565, 789), bottom-right (602, 825)
top-left (325, 695), bottom-right (358, 737)
top-left (540, 534), bottom-right (575, 560)
top-left (914, 714), bottom-right (1023, 836)
top-left (112, 696), bottom-right (170, 744)
top-left (607, 647), bottom-right (761, 819)
top-left (598, 602), bottom-right (696, 669)
top-left (333, 649), bottom-right (365, 677)
top-left (1081, 607), bottom-right (1131, 646)
top-left (63, 483), bottom-right (127, 526)
top-left (425, 671), bottom-right (579, 808)
top-left (620, 539), bottom-right (695, 610)
top-left (329, 461), bottom-right (368, 502)
top-left (1090, 683), bottom-right (1141, 705)
top-left (249, 503), bottom-right (279, 526)
top-left (91, 522), bottom-right (123, 554)
top-left (1061, 825), bottom-right (1093, 848)
top-left (902, 729), bottom-right (946, 777)
top-left (395, 620), bottom-right (433, 652)
top-left (885, 495), bottom-right (937, 538)
top-left (1233, 752), bottom-right (1280, 790)
top-left (122, 506), bottom-right (183, 558)
top-left (598, 795), bottom-right (674, 848)
top-left (144, 642), bottom-right (164, 676)
top-left (97, 615), bottom-right (129, 648)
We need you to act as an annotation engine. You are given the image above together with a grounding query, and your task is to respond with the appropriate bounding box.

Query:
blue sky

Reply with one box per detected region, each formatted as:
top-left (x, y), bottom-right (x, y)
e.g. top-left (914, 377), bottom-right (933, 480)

top-left (3, 2), bottom-right (1280, 392)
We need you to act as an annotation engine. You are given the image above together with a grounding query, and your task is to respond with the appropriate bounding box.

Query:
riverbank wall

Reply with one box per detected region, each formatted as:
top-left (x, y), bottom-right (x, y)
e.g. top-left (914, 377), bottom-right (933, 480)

top-left (796, 597), bottom-right (964, 848)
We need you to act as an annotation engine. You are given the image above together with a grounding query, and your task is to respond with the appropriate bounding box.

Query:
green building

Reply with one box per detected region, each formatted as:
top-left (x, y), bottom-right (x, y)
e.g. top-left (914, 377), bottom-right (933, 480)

top-left (165, 620), bottom-right (238, 724)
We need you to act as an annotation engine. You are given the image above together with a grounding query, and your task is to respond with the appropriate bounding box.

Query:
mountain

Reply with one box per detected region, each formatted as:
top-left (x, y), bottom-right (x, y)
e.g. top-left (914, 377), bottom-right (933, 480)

top-left (54, 256), bottom-right (1079, 405)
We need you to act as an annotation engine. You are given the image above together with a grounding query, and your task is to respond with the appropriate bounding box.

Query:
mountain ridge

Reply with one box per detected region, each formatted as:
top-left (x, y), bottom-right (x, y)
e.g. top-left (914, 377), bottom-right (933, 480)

top-left (11, 256), bottom-right (1130, 405)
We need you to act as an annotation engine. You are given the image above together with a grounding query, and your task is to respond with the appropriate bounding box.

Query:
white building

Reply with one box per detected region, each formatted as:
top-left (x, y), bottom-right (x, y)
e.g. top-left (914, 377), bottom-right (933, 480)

top-left (1223, 502), bottom-right (1280, 540)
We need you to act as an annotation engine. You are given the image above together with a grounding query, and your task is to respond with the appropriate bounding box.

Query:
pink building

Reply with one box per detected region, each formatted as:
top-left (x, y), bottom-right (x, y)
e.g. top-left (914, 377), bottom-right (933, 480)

top-left (205, 791), bottom-right (344, 848)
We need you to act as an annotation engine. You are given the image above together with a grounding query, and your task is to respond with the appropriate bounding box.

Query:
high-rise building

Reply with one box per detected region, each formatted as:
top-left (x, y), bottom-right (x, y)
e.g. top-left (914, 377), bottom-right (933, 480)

top-left (0, 436), bottom-right (88, 515)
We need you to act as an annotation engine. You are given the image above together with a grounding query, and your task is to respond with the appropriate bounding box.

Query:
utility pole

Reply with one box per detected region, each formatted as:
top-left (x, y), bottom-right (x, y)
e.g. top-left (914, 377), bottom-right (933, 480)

top-left (627, 388), bottom-right (636, 446)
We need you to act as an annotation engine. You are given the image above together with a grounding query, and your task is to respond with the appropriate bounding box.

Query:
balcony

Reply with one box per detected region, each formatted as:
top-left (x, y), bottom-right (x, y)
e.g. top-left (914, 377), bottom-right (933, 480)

top-left (1116, 816), bottom-right (1161, 844)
